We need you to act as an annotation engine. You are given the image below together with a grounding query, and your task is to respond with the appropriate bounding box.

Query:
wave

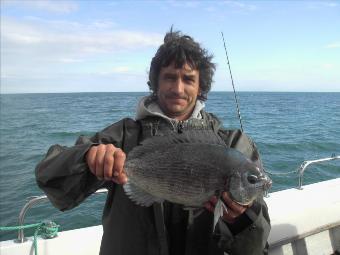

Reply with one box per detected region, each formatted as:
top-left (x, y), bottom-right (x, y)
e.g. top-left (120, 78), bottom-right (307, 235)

top-left (49, 131), bottom-right (96, 139)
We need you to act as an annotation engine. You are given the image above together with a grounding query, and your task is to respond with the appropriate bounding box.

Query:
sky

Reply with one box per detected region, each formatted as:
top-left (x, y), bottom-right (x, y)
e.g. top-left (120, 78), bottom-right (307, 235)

top-left (1, 0), bottom-right (339, 93)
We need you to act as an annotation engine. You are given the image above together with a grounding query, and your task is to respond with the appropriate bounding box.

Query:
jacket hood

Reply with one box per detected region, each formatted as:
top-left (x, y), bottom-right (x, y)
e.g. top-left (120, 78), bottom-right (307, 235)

top-left (135, 96), bottom-right (205, 122)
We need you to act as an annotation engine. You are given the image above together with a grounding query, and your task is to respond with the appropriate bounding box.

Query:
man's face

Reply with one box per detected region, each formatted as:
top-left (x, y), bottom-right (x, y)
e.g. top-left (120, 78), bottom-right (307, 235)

top-left (157, 62), bottom-right (200, 121)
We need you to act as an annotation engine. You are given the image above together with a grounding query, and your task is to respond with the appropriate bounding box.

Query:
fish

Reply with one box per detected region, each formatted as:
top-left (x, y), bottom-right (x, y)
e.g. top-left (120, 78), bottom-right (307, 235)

top-left (123, 131), bottom-right (271, 226)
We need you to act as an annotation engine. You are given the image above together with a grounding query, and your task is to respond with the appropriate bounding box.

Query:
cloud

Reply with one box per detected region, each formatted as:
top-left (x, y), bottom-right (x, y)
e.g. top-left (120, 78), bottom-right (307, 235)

top-left (58, 58), bottom-right (84, 63)
top-left (2, 17), bottom-right (162, 52)
top-left (1, 16), bottom-right (163, 64)
top-left (111, 66), bottom-right (131, 73)
top-left (3, 0), bottom-right (78, 14)
top-left (325, 42), bottom-right (340, 48)
top-left (92, 20), bottom-right (118, 29)
top-left (1, 16), bottom-right (163, 93)
top-left (324, 2), bottom-right (339, 7)
top-left (307, 1), bottom-right (339, 9)
top-left (162, 0), bottom-right (257, 12)
top-left (97, 66), bottom-right (131, 75)
top-left (165, 1), bottom-right (199, 8)
top-left (219, 1), bottom-right (258, 11)
top-left (322, 63), bottom-right (334, 69)
top-left (205, 6), bottom-right (217, 12)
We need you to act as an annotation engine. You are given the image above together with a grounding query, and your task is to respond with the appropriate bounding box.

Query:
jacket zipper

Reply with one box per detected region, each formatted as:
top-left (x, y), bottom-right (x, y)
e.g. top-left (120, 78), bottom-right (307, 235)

top-left (177, 121), bottom-right (184, 133)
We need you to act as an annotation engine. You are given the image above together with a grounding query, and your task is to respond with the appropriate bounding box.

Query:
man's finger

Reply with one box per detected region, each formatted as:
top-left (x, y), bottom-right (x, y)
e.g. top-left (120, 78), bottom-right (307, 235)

top-left (103, 145), bottom-right (115, 180)
top-left (209, 196), bottom-right (218, 206)
top-left (112, 149), bottom-right (126, 177)
top-left (95, 145), bottom-right (106, 179)
top-left (86, 146), bottom-right (98, 174)
top-left (204, 201), bottom-right (214, 213)
top-left (112, 172), bottom-right (128, 185)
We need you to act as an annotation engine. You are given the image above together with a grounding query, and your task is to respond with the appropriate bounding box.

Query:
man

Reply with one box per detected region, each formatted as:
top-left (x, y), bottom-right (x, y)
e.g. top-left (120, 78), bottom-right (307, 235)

top-left (36, 30), bottom-right (270, 255)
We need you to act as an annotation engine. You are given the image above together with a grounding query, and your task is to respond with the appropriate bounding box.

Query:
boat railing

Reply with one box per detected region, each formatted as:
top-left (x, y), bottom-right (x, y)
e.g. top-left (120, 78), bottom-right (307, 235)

top-left (16, 188), bottom-right (108, 243)
top-left (13, 155), bottom-right (340, 242)
top-left (297, 155), bottom-right (340, 189)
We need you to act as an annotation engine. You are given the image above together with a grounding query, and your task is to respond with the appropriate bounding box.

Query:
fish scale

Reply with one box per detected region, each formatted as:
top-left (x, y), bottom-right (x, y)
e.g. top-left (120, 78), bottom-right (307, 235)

top-left (123, 132), bottom-right (271, 208)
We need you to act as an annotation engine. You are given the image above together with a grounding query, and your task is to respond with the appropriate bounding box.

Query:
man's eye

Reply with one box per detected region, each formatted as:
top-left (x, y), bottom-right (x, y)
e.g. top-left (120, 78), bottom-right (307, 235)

top-left (184, 77), bottom-right (194, 84)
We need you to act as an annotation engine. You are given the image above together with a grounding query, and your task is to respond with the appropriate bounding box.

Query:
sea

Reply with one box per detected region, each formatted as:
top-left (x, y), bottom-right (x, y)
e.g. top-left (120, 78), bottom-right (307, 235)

top-left (0, 92), bottom-right (339, 241)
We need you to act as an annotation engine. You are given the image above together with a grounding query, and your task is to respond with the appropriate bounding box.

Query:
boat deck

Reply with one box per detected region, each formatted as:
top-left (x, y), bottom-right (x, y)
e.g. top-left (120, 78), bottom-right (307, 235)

top-left (1, 178), bottom-right (340, 255)
top-left (267, 178), bottom-right (340, 255)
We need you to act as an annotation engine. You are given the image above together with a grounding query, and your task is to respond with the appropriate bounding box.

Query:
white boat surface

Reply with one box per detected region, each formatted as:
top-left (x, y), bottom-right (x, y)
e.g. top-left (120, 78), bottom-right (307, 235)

top-left (1, 157), bottom-right (339, 255)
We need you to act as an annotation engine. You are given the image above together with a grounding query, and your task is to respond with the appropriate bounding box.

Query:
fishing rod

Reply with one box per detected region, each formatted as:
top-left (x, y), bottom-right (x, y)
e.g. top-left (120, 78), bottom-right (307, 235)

top-left (221, 32), bottom-right (244, 132)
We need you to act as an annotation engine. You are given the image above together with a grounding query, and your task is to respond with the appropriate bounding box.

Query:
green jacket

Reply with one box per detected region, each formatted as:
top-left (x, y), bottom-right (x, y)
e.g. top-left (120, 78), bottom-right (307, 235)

top-left (36, 111), bottom-right (270, 255)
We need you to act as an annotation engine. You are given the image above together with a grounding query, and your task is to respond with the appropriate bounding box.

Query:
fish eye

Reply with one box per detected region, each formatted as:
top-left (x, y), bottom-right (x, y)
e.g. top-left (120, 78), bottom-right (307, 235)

top-left (247, 174), bottom-right (258, 184)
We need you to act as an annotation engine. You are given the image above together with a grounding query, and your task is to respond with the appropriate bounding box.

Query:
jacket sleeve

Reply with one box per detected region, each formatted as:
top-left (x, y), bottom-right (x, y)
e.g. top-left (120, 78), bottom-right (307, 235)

top-left (35, 118), bottom-right (140, 211)
top-left (215, 129), bottom-right (271, 254)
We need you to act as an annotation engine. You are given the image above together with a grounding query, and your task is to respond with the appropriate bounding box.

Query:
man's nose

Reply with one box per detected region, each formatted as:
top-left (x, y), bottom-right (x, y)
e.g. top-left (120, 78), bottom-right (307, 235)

top-left (172, 78), bottom-right (185, 94)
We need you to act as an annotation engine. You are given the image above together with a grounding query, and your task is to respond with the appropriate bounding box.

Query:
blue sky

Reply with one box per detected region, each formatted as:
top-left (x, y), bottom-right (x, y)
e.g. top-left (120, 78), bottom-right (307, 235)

top-left (1, 0), bottom-right (339, 93)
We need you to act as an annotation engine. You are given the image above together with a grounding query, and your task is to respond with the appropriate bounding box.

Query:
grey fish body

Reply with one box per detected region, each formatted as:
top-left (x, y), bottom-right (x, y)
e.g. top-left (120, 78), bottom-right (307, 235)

top-left (123, 133), bottom-right (271, 208)
top-left (125, 143), bottom-right (228, 206)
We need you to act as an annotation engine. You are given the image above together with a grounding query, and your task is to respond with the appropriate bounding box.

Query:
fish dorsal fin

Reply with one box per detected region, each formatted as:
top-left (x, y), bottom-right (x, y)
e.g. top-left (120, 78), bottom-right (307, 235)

top-left (141, 130), bottom-right (225, 147)
top-left (127, 131), bottom-right (226, 160)
top-left (123, 180), bottom-right (163, 207)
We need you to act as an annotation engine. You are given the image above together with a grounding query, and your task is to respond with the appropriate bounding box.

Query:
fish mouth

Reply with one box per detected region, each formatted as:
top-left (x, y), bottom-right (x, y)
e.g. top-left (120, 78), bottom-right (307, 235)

top-left (263, 178), bottom-right (272, 190)
top-left (260, 174), bottom-right (272, 189)
top-left (252, 173), bottom-right (272, 190)
top-left (233, 200), bottom-right (253, 207)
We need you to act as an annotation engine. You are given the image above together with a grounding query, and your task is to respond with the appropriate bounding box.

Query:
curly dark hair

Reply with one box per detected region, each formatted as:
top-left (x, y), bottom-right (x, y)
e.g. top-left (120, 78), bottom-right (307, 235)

top-left (147, 29), bottom-right (216, 101)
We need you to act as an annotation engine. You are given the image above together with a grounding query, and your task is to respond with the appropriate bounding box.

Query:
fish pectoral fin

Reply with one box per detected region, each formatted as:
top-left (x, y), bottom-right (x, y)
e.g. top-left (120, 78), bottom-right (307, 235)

top-left (213, 199), bottom-right (226, 231)
top-left (123, 180), bottom-right (163, 207)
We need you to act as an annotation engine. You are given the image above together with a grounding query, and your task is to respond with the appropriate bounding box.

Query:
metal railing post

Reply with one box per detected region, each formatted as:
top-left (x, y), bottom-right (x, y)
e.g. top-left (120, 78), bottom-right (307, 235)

top-left (16, 188), bottom-right (108, 243)
top-left (298, 155), bottom-right (340, 189)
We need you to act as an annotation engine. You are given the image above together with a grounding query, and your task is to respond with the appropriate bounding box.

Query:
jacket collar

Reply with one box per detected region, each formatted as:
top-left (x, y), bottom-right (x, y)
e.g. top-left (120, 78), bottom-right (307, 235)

top-left (135, 96), bottom-right (205, 122)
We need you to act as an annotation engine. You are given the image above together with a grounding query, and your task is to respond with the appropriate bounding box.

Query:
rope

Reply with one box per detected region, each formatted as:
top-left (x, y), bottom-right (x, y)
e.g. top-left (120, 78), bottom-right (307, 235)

top-left (0, 221), bottom-right (59, 255)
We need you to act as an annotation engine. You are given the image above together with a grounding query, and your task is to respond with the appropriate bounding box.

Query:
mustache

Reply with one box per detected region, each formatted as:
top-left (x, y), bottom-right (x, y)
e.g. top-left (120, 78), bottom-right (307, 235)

top-left (164, 92), bottom-right (188, 100)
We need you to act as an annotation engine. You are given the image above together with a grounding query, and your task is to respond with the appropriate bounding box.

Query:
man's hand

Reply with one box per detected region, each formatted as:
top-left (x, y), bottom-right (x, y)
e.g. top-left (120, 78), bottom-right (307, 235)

top-left (204, 192), bottom-right (249, 224)
top-left (86, 144), bottom-right (127, 184)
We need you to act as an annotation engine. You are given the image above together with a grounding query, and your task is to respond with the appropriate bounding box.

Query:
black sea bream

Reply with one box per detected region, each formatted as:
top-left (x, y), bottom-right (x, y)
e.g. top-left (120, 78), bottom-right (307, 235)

top-left (123, 132), bottom-right (272, 211)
